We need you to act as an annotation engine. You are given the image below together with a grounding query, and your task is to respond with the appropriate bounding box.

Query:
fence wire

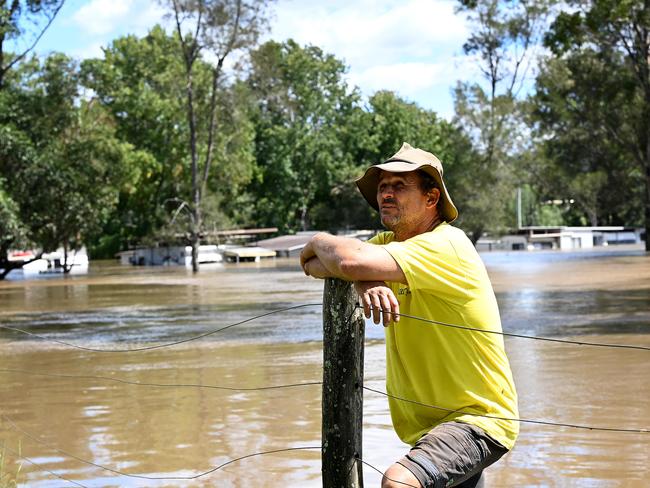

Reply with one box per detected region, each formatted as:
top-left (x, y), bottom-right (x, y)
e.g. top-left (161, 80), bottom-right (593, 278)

top-left (2, 301), bottom-right (649, 486)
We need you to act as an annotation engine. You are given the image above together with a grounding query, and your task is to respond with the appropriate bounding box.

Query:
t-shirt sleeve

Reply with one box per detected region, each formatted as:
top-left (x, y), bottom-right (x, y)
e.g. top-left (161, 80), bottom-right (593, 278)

top-left (367, 232), bottom-right (390, 245)
top-left (383, 233), bottom-right (472, 297)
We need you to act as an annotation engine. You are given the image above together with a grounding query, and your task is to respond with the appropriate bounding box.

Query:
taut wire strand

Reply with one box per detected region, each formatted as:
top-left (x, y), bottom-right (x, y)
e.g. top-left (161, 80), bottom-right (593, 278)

top-left (1, 414), bottom-right (320, 481)
top-left (0, 303), bottom-right (322, 352)
top-left (0, 441), bottom-right (88, 488)
top-left (361, 305), bottom-right (650, 352)
top-left (359, 458), bottom-right (419, 488)
top-left (0, 368), bottom-right (322, 392)
top-left (364, 386), bottom-right (650, 434)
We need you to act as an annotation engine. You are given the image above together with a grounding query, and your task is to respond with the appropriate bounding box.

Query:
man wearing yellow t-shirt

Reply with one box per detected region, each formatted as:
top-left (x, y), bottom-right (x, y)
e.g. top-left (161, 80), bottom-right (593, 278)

top-left (300, 142), bottom-right (518, 488)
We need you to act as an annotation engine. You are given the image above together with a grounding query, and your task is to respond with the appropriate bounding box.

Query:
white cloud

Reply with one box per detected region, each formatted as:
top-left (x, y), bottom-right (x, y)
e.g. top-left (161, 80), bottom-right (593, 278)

top-left (72, 0), bottom-right (131, 35)
top-left (60, 0), bottom-right (475, 115)
top-left (69, 41), bottom-right (106, 60)
top-left (72, 0), bottom-right (165, 37)
top-left (271, 0), bottom-right (468, 69)
top-left (351, 62), bottom-right (448, 95)
top-left (269, 0), bottom-right (472, 114)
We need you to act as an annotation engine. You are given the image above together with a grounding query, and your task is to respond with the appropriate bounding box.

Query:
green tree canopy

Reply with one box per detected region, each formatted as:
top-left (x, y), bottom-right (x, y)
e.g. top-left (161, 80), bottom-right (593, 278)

top-left (0, 53), bottom-right (144, 277)
top-left (538, 0), bottom-right (649, 242)
top-left (247, 39), bottom-right (362, 232)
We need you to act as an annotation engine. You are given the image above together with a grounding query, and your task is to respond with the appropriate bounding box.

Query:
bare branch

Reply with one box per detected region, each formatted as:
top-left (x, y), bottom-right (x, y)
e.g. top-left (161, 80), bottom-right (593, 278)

top-left (2, 0), bottom-right (66, 76)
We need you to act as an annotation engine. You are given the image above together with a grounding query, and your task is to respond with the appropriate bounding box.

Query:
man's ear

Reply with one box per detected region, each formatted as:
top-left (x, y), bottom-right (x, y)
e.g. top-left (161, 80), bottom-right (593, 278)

top-left (426, 188), bottom-right (440, 208)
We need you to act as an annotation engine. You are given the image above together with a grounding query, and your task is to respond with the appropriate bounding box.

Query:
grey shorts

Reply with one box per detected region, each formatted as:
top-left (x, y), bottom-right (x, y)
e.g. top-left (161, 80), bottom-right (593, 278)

top-left (397, 421), bottom-right (508, 488)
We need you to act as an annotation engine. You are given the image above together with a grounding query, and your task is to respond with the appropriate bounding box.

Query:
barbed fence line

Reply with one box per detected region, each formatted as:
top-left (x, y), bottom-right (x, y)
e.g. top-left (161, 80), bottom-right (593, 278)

top-left (1, 299), bottom-right (649, 486)
top-left (2, 303), bottom-right (649, 353)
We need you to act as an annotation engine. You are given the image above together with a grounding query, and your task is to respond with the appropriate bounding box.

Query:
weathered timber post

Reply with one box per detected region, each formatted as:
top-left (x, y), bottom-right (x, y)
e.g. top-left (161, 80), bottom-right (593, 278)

top-left (322, 278), bottom-right (365, 488)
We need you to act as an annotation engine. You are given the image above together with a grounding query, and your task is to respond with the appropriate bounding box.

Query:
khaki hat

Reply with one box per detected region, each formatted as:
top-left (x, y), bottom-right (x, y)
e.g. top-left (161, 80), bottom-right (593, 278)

top-left (355, 142), bottom-right (458, 223)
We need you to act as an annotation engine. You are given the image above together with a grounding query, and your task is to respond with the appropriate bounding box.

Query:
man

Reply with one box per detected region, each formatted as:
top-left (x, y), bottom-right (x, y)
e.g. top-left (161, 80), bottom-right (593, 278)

top-left (300, 143), bottom-right (518, 488)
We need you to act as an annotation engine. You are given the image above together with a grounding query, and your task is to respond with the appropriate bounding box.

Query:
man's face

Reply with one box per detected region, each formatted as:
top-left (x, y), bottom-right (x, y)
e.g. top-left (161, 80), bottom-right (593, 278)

top-left (376, 171), bottom-right (431, 231)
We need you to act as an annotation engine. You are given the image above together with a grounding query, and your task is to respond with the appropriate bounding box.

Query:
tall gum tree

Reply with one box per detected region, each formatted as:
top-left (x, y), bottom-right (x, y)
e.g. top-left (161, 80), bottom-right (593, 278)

top-left (545, 0), bottom-right (650, 251)
top-left (164, 0), bottom-right (273, 272)
top-left (246, 39), bottom-right (361, 233)
top-left (454, 0), bottom-right (552, 241)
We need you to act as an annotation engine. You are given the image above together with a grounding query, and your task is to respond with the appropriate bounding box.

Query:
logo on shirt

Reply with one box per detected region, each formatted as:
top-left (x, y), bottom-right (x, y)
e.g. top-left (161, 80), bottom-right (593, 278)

top-left (398, 287), bottom-right (411, 296)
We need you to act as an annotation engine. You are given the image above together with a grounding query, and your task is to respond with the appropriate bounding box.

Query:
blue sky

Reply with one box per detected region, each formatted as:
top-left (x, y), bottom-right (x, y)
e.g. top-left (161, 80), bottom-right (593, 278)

top-left (18, 0), bottom-right (479, 119)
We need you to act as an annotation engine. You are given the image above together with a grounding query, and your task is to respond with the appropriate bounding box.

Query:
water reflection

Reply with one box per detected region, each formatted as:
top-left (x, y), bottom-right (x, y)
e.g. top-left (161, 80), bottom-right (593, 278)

top-left (1, 250), bottom-right (649, 486)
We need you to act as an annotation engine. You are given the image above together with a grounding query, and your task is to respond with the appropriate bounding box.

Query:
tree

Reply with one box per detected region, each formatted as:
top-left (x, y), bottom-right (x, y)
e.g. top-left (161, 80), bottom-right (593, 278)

top-left (0, 54), bottom-right (142, 278)
top-left (0, 178), bottom-right (32, 278)
top-left (164, 0), bottom-right (273, 271)
top-left (543, 0), bottom-right (650, 249)
top-left (454, 0), bottom-right (552, 241)
top-left (0, 0), bottom-right (65, 88)
top-left (246, 39), bottom-right (362, 232)
top-left (81, 27), bottom-right (191, 256)
top-left (529, 54), bottom-right (638, 227)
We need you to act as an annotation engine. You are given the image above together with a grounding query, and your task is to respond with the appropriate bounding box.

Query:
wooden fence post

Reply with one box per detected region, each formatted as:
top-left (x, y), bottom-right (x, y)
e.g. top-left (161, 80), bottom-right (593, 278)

top-left (322, 278), bottom-right (365, 488)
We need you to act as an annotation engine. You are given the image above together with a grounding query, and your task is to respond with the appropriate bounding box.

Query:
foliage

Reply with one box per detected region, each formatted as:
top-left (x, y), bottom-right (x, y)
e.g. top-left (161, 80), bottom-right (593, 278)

top-left (0, 0), bottom-right (65, 87)
top-left (81, 27), bottom-right (190, 255)
top-left (0, 53), bottom-right (142, 276)
top-left (538, 0), bottom-right (650, 247)
top-left (453, 83), bottom-right (521, 238)
top-left (0, 445), bottom-right (22, 488)
top-left (247, 39), bottom-right (362, 232)
top-left (454, 0), bottom-right (554, 241)
top-left (0, 178), bottom-right (28, 254)
top-left (3, 0), bottom-right (648, 268)
top-left (165, 0), bottom-right (273, 271)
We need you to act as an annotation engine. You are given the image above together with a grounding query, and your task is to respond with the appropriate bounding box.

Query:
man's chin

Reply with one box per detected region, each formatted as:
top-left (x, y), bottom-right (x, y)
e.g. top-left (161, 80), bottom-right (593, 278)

top-left (380, 216), bottom-right (398, 230)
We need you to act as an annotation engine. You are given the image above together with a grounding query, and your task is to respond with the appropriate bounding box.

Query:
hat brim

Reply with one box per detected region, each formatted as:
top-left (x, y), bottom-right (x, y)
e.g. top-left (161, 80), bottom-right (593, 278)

top-left (355, 160), bottom-right (458, 223)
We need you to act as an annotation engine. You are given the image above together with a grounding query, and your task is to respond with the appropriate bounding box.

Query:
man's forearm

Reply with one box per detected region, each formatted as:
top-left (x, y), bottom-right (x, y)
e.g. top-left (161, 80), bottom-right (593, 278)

top-left (300, 232), bottom-right (406, 283)
top-left (305, 233), bottom-right (364, 280)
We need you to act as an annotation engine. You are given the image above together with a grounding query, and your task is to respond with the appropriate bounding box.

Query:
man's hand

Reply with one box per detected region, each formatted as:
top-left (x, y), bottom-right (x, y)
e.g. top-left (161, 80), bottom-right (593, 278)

top-left (303, 257), bottom-right (331, 279)
top-left (299, 239), bottom-right (316, 271)
top-left (355, 281), bottom-right (400, 327)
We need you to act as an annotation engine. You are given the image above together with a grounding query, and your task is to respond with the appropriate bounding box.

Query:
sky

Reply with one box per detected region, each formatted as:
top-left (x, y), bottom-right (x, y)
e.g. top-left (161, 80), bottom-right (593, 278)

top-left (18, 0), bottom-right (479, 119)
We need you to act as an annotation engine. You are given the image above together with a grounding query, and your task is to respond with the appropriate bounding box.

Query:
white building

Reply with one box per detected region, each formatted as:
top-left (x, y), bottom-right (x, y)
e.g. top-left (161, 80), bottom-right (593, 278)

top-left (116, 245), bottom-right (223, 266)
top-left (477, 226), bottom-right (644, 251)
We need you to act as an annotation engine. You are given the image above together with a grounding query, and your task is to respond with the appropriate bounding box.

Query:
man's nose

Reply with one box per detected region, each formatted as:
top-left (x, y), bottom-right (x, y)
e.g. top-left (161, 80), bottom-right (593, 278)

top-left (379, 185), bottom-right (395, 198)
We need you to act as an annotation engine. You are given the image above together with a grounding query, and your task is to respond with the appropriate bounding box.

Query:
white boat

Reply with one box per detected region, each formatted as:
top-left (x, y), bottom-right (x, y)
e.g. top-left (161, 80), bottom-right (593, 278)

top-left (7, 248), bottom-right (89, 276)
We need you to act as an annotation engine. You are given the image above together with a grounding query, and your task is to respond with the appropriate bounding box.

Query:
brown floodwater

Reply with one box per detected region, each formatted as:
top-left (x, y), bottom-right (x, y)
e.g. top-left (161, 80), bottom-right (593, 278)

top-left (1, 248), bottom-right (649, 487)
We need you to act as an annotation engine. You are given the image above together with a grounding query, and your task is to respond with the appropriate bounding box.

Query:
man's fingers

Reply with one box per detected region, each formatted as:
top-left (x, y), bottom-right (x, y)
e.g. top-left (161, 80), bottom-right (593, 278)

top-left (370, 294), bottom-right (382, 324)
top-left (361, 293), bottom-right (371, 319)
top-left (389, 293), bottom-right (400, 323)
top-left (380, 294), bottom-right (392, 327)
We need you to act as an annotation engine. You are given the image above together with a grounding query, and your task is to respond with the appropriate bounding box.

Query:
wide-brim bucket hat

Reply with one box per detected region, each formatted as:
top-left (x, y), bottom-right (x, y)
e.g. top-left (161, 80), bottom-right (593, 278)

top-left (355, 142), bottom-right (458, 223)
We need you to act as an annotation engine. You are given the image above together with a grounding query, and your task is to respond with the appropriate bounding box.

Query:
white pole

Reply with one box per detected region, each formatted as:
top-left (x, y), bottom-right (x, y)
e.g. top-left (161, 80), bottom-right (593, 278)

top-left (517, 187), bottom-right (522, 229)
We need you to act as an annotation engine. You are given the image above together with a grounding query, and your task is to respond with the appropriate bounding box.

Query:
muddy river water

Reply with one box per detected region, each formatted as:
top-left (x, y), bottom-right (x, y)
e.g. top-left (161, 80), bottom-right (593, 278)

top-left (1, 247), bottom-right (649, 487)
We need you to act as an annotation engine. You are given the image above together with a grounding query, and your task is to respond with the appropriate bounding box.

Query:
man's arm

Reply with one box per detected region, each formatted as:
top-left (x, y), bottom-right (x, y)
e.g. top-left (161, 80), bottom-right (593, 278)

top-left (300, 232), bottom-right (406, 284)
top-left (303, 256), bottom-right (330, 279)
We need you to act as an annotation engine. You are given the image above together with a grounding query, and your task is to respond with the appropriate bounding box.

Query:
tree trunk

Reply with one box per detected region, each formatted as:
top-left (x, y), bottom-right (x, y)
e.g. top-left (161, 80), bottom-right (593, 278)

top-left (469, 226), bottom-right (484, 245)
top-left (191, 215), bottom-right (200, 273)
top-left (645, 145), bottom-right (650, 252)
top-left (0, 253), bottom-right (43, 280)
top-left (186, 69), bottom-right (200, 273)
top-left (63, 241), bottom-right (70, 274)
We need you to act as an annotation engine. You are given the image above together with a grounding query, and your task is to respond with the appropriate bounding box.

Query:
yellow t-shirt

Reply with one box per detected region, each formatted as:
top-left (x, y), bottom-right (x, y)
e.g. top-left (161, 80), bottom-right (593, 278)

top-left (370, 223), bottom-right (519, 449)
